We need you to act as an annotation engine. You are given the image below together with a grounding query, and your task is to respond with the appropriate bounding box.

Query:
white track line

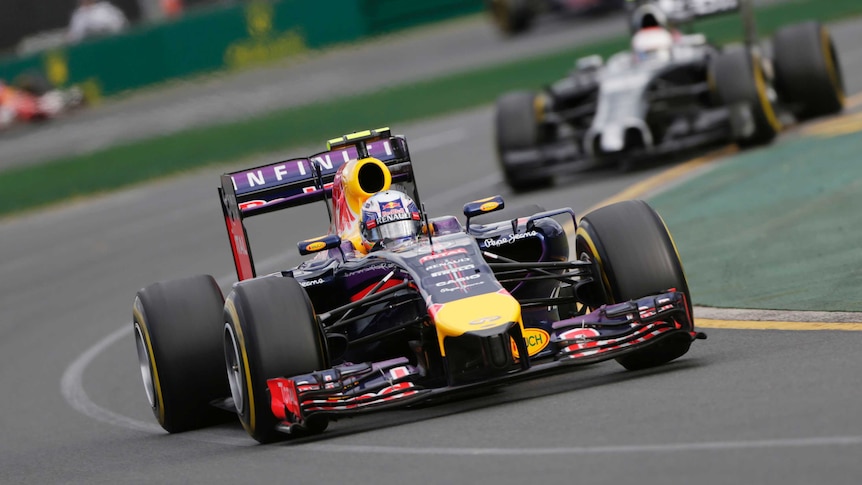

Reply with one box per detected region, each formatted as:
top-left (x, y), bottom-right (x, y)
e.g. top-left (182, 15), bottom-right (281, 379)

top-left (301, 435), bottom-right (862, 455)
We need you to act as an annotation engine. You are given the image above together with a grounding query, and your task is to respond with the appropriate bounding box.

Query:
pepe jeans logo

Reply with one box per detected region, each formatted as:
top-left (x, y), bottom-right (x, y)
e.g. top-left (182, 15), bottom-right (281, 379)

top-left (482, 231), bottom-right (538, 248)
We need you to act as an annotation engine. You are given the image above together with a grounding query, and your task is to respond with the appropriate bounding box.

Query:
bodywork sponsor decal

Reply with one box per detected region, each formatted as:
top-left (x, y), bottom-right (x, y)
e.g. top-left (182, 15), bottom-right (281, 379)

top-left (418, 248), bottom-right (468, 264)
top-left (511, 327), bottom-right (550, 358)
top-left (482, 231), bottom-right (539, 248)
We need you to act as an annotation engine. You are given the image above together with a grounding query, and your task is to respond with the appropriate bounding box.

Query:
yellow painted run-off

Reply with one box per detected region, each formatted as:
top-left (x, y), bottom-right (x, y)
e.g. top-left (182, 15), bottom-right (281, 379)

top-left (697, 319), bottom-right (862, 331)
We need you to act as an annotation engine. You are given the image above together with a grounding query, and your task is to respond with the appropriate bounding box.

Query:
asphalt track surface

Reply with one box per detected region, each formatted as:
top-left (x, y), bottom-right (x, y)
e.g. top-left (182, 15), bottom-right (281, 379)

top-left (3, 15), bottom-right (862, 485)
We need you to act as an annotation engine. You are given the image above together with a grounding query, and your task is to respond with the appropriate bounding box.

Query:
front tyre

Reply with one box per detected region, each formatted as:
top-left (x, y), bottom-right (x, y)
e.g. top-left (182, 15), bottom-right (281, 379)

top-left (576, 200), bottom-right (693, 370)
top-left (132, 275), bottom-right (231, 433)
top-left (495, 90), bottom-right (554, 191)
top-left (224, 276), bottom-right (328, 444)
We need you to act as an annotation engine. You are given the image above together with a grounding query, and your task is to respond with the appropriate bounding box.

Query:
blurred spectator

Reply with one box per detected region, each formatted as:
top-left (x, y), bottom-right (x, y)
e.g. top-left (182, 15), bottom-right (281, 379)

top-left (67, 0), bottom-right (130, 43)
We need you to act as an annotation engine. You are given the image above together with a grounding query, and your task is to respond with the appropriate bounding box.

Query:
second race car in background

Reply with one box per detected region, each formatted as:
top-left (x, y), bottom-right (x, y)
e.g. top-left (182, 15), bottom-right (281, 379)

top-left (486, 0), bottom-right (625, 35)
top-left (494, 0), bottom-right (845, 190)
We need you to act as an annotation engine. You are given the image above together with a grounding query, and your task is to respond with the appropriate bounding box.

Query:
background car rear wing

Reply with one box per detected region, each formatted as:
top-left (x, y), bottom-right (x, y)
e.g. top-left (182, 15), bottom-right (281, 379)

top-left (627, 0), bottom-right (740, 24)
top-left (218, 129), bottom-right (422, 281)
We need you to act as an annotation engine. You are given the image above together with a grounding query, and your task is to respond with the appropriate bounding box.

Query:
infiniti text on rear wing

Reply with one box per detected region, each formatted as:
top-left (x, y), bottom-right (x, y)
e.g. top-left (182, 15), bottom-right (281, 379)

top-left (219, 134), bottom-right (415, 281)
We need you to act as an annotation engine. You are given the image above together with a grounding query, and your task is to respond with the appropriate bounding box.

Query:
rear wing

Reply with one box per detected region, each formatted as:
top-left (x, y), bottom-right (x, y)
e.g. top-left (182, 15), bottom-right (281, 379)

top-left (219, 128), bottom-right (421, 281)
top-left (627, 0), bottom-right (740, 25)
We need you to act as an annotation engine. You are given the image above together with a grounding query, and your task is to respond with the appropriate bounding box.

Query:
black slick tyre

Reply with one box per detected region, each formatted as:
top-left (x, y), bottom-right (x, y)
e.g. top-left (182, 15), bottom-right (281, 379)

top-left (711, 48), bottom-right (781, 147)
top-left (132, 274), bottom-right (231, 433)
top-left (576, 200), bottom-right (693, 371)
top-left (494, 90), bottom-right (553, 191)
top-left (772, 21), bottom-right (844, 120)
top-left (223, 276), bottom-right (328, 444)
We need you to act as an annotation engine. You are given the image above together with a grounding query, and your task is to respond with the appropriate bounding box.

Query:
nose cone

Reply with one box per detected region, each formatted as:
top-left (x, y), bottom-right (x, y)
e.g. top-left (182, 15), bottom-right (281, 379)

top-left (599, 124), bottom-right (626, 152)
top-left (431, 291), bottom-right (522, 354)
top-left (587, 122), bottom-right (653, 155)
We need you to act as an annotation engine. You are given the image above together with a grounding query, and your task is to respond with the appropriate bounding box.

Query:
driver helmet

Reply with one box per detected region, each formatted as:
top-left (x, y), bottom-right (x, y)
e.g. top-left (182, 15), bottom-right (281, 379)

top-left (360, 190), bottom-right (422, 251)
top-left (632, 27), bottom-right (674, 63)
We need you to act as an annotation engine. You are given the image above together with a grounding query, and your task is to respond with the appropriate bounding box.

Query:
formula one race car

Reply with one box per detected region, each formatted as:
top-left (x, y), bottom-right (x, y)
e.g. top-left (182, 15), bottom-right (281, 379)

top-left (132, 127), bottom-right (704, 443)
top-left (486, 0), bottom-right (625, 36)
top-left (0, 76), bottom-right (84, 130)
top-left (494, 0), bottom-right (845, 190)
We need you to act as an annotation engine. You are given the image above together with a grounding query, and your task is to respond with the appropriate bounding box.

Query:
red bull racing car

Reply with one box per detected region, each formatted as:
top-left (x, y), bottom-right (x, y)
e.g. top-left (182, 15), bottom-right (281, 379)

top-left (132, 127), bottom-right (705, 443)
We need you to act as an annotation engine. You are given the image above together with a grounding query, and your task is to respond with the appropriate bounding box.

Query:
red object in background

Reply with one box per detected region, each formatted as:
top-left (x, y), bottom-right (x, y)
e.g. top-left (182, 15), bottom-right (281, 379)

top-left (161, 0), bottom-right (183, 17)
top-left (0, 84), bottom-right (41, 121)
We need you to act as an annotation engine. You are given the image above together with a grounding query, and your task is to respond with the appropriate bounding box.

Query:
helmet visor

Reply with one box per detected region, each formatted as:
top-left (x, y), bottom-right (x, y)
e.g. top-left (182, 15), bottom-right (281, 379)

top-left (378, 219), bottom-right (417, 243)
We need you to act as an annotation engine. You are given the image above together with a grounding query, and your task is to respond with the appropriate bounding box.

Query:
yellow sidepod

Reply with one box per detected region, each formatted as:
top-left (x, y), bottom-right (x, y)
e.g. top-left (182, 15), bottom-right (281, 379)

top-left (432, 291), bottom-right (523, 357)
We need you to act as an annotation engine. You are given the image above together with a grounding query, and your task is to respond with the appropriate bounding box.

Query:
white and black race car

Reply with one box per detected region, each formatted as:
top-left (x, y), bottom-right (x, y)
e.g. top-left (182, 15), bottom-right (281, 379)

top-left (494, 0), bottom-right (844, 190)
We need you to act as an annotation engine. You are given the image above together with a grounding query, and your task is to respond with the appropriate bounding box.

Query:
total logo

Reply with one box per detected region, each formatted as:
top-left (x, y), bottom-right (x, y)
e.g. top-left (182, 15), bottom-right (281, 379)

top-left (305, 241), bottom-right (326, 252)
top-left (482, 231), bottom-right (538, 248)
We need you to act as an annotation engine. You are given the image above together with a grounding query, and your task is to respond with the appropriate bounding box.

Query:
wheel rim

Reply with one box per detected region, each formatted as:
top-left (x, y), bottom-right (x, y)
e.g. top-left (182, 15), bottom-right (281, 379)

top-left (224, 323), bottom-right (245, 414)
top-left (133, 322), bottom-right (156, 408)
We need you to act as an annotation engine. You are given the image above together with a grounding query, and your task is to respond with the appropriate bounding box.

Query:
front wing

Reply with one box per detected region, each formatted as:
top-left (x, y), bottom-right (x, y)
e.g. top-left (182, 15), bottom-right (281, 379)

top-left (268, 290), bottom-right (703, 435)
top-left (503, 126), bottom-right (731, 176)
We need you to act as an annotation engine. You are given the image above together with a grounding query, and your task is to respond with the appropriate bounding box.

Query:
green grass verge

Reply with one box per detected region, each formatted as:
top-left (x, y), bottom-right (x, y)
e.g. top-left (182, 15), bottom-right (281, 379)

top-left (3, 0), bottom-right (862, 217)
top-left (649, 130), bottom-right (862, 311)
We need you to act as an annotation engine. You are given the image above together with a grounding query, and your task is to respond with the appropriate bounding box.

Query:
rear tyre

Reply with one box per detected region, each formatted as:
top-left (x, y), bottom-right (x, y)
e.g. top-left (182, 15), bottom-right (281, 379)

top-left (224, 276), bottom-right (328, 443)
top-left (132, 275), bottom-right (231, 433)
top-left (488, 0), bottom-right (534, 35)
top-left (711, 48), bottom-right (781, 147)
top-left (495, 90), bottom-right (553, 191)
top-left (576, 200), bottom-right (693, 371)
top-left (772, 21), bottom-right (844, 120)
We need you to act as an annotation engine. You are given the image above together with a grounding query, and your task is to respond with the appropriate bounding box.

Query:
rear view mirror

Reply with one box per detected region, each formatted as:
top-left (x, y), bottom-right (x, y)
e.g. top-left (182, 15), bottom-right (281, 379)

top-left (297, 234), bottom-right (342, 256)
top-left (463, 195), bottom-right (505, 232)
top-left (463, 195), bottom-right (505, 219)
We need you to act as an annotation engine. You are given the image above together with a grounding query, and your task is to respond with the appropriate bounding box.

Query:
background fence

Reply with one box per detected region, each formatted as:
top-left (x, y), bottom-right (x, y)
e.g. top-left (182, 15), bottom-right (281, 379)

top-left (0, 0), bottom-right (485, 100)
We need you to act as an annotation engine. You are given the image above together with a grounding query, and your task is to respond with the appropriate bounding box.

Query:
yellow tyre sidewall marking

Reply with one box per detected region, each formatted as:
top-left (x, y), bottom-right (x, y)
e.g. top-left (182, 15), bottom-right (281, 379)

top-left (575, 226), bottom-right (613, 303)
top-left (821, 27), bottom-right (845, 104)
top-left (132, 301), bottom-right (166, 425)
top-left (752, 53), bottom-right (782, 133)
top-left (225, 297), bottom-right (256, 434)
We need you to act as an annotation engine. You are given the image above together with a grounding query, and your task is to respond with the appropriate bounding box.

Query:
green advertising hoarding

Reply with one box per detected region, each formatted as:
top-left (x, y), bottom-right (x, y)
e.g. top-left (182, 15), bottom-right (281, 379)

top-left (0, 0), bottom-right (483, 100)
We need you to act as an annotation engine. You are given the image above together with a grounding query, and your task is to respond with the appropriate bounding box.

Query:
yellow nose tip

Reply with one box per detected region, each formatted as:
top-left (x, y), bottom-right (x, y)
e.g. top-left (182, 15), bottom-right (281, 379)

top-left (432, 291), bottom-right (522, 356)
